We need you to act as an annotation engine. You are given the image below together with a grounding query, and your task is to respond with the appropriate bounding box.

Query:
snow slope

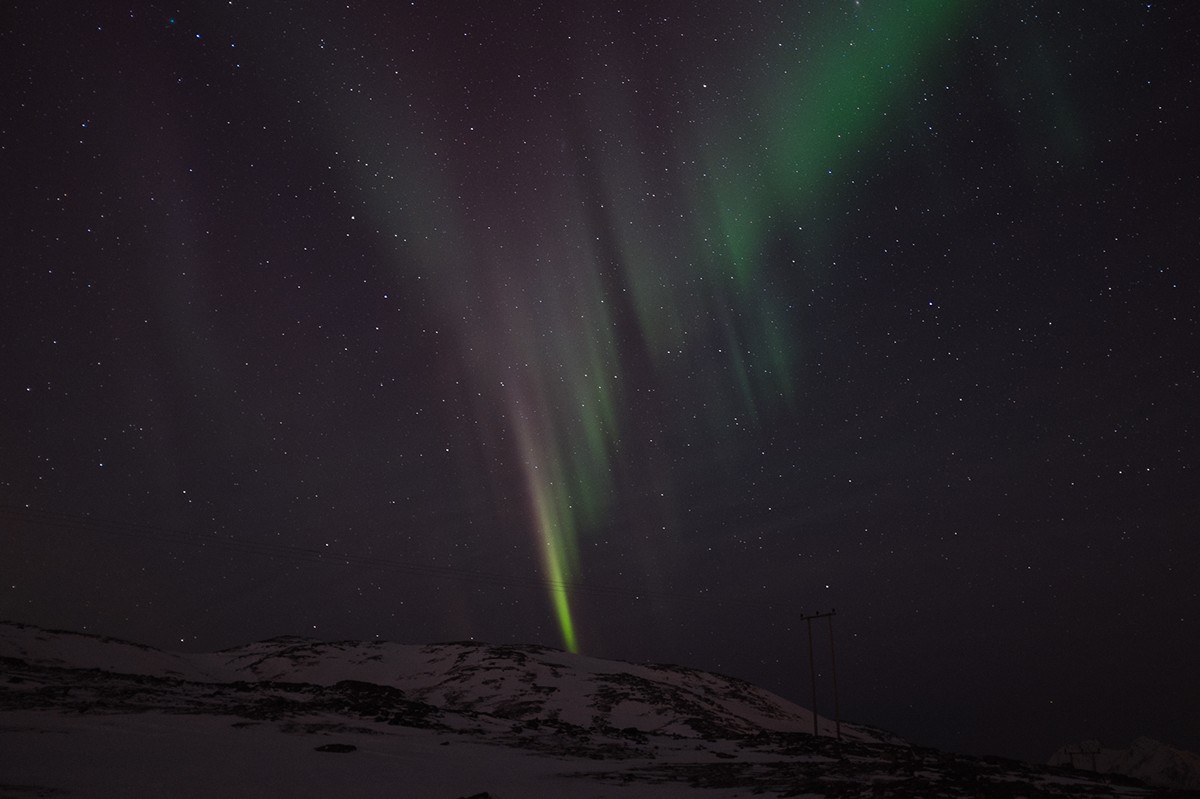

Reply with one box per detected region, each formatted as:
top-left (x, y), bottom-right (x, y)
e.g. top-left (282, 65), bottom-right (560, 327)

top-left (2, 621), bottom-right (1188, 798)
top-left (214, 636), bottom-right (882, 742)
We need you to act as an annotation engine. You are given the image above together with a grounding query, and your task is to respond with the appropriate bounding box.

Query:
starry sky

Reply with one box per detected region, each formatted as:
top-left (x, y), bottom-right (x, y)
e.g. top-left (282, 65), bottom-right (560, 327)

top-left (3, 1), bottom-right (1197, 762)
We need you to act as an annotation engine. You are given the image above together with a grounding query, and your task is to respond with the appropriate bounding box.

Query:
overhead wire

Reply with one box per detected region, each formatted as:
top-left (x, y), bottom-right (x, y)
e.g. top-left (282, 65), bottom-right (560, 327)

top-left (1, 503), bottom-right (789, 611)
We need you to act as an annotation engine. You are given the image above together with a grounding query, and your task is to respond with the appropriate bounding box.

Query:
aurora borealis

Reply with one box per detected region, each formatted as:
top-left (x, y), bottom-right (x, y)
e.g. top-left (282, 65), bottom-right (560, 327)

top-left (4, 1), bottom-right (1197, 762)
top-left (352, 0), bottom-right (975, 650)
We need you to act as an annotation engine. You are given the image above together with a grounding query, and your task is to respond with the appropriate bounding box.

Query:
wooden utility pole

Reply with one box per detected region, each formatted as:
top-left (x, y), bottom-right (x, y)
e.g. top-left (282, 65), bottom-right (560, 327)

top-left (827, 612), bottom-right (841, 741)
top-left (806, 615), bottom-right (818, 736)
top-left (800, 610), bottom-right (839, 739)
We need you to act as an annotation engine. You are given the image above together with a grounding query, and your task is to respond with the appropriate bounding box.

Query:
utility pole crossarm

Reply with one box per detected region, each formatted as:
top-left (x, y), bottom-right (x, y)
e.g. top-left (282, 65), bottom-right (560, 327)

top-left (799, 609), bottom-right (836, 621)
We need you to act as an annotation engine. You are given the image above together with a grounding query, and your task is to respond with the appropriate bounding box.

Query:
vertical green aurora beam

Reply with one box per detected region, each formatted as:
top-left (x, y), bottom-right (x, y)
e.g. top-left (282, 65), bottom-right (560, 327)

top-left (512, 411), bottom-right (582, 652)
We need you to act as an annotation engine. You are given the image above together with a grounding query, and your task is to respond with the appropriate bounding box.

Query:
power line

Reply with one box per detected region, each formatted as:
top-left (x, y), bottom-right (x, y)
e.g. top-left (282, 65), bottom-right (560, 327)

top-left (1, 503), bottom-right (792, 612)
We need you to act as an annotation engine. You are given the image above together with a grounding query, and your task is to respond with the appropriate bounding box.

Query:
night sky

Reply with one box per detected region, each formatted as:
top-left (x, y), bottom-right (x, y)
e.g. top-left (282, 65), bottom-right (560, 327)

top-left (3, 2), bottom-right (1197, 762)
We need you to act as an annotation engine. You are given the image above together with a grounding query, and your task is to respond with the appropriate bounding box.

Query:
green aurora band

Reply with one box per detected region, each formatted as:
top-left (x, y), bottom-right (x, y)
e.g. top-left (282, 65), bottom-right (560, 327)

top-left (313, 2), bottom-right (975, 653)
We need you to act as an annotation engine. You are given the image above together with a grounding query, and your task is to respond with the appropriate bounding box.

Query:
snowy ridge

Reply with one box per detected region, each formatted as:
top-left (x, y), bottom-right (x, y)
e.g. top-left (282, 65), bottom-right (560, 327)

top-left (0, 619), bottom-right (209, 679)
top-left (3, 620), bottom-right (1192, 798)
top-left (0, 621), bottom-right (880, 742)
top-left (214, 636), bottom-right (882, 742)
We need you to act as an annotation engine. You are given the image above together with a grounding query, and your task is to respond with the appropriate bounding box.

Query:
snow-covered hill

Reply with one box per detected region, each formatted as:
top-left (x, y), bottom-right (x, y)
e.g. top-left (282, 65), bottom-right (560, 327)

top-left (2, 620), bottom-right (1191, 797)
top-left (216, 635), bottom-right (888, 743)
top-left (1, 621), bottom-right (885, 742)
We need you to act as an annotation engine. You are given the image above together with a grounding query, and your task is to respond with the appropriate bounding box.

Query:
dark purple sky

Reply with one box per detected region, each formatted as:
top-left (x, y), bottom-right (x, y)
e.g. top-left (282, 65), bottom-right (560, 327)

top-left (3, 1), bottom-right (1197, 762)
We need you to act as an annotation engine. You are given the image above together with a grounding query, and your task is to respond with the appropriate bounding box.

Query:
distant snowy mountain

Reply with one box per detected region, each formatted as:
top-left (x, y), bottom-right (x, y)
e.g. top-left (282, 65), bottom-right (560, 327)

top-left (3, 620), bottom-right (1192, 797)
top-left (215, 634), bottom-right (890, 743)
top-left (1050, 738), bottom-right (1200, 791)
